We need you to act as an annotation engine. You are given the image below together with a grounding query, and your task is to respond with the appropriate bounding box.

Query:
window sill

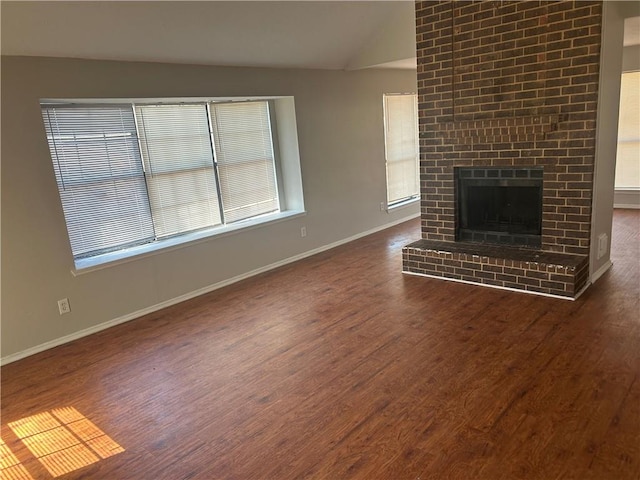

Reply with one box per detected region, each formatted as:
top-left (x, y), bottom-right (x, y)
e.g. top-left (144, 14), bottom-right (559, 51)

top-left (71, 210), bottom-right (306, 276)
top-left (387, 196), bottom-right (419, 212)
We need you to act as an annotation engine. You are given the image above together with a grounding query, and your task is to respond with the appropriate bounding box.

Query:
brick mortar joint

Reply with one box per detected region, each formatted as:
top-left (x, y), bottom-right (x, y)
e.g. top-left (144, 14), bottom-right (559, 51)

top-left (432, 115), bottom-right (563, 131)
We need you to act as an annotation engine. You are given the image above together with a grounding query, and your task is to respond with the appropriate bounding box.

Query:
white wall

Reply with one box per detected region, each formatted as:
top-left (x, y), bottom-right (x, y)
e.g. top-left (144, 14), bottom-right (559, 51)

top-left (1, 56), bottom-right (418, 362)
top-left (591, 2), bottom-right (640, 281)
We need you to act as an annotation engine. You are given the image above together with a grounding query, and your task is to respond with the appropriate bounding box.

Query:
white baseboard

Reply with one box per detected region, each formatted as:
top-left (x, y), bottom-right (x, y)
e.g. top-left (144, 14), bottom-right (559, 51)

top-left (591, 260), bottom-right (613, 284)
top-left (614, 189), bottom-right (640, 209)
top-left (1, 213), bottom-right (420, 366)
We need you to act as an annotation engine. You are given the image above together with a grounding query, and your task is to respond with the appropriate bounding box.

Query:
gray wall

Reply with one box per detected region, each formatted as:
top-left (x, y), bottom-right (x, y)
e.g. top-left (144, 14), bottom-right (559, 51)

top-left (1, 56), bottom-right (418, 361)
top-left (622, 44), bottom-right (640, 72)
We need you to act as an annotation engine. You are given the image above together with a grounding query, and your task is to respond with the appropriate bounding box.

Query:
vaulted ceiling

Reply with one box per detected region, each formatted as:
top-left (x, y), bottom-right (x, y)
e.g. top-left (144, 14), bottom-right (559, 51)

top-left (0, 1), bottom-right (417, 70)
top-left (1, 1), bottom-right (638, 71)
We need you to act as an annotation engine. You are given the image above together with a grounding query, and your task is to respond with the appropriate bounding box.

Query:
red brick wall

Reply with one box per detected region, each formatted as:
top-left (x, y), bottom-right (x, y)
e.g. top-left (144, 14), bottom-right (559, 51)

top-left (415, 0), bottom-right (602, 257)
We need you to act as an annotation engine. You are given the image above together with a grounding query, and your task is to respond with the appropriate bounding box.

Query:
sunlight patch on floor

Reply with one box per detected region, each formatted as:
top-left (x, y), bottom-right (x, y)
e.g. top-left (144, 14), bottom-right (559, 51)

top-left (3, 407), bottom-right (124, 478)
top-left (0, 438), bottom-right (35, 480)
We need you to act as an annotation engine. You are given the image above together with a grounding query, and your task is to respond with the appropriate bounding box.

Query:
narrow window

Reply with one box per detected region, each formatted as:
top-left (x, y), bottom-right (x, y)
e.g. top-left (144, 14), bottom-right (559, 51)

top-left (615, 71), bottom-right (640, 190)
top-left (383, 93), bottom-right (419, 207)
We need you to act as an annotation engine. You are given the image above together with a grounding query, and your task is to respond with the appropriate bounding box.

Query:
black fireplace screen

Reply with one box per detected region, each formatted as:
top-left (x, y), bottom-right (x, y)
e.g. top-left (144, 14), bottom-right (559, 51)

top-left (456, 167), bottom-right (543, 248)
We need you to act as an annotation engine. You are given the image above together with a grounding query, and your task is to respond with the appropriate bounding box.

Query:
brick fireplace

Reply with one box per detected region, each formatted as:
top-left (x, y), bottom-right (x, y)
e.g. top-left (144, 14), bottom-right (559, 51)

top-left (402, 0), bottom-right (602, 299)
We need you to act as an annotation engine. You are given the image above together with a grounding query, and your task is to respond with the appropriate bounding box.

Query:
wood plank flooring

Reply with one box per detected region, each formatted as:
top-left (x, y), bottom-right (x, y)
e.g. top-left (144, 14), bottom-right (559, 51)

top-left (2, 209), bottom-right (639, 479)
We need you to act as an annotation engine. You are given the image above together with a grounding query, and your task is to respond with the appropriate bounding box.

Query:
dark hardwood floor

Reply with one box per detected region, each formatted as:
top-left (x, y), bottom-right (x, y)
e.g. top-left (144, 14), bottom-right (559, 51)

top-left (2, 210), bottom-right (639, 480)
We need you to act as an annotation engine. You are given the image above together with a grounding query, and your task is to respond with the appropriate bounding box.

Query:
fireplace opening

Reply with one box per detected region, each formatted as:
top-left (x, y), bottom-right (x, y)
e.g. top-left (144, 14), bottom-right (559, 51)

top-left (456, 167), bottom-right (543, 248)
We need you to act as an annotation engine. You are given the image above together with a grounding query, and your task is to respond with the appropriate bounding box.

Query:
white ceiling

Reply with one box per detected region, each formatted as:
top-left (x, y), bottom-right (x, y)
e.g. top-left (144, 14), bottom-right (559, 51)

top-left (1, 2), bottom-right (637, 70)
top-left (0, 1), bottom-right (417, 70)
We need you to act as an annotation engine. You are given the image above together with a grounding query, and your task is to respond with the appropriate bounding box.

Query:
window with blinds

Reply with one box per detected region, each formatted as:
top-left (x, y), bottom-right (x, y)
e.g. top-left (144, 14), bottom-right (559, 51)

top-left (210, 102), bottom-right (279, 223)
top-left (615, 71), bottom-right (640, 189)
top-left (136, 104), bottom-right (222, 236)
top-left (383, 93), bottom-right (419, 207)
top-left (42, 99), bottom-right (282, 264)
top-left (42, 105), bottom-right (155, 257)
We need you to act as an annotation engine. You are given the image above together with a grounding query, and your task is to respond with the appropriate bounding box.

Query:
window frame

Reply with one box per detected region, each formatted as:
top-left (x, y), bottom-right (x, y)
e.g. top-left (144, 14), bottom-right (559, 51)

top-left (41, 96), bottom-right (305, 273)
top-left (134, 101), bottom-right (225, 237)
top-left (382, 92), bottom-right (420, 209)
top-left (615, 70), bottom-right (640, 190)
top-left (208, 100), bottom-right (282, 224)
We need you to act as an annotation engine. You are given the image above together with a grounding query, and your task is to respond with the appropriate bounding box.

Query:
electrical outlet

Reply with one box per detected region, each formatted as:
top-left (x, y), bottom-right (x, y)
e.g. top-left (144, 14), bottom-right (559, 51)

top-left (58, 298), bottom-right (71, 315)
top-left (597, 233), bottom-right (608, 260)
top-left (300, 226), bottom-right (307, 238)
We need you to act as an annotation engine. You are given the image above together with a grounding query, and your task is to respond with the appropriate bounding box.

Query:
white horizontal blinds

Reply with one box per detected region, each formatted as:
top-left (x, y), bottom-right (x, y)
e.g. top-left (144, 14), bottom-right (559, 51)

top-left (209, 101), bottom-right (279, 223)
top-left (136, 104), bottom-right (222, 237)
top-left (384, 94), bottom-right (419, 205)
top-left (615, 71), bottom-right (640, 189)
top-left (41, 105), bottom-right (155, 257)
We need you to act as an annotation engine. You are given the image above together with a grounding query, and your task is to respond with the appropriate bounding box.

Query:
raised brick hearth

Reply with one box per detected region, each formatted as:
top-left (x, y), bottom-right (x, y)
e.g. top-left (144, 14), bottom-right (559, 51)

top-left (403, 1), bottom-right (602, 299)
top-left (403, 240), bottom-right (589, 297)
